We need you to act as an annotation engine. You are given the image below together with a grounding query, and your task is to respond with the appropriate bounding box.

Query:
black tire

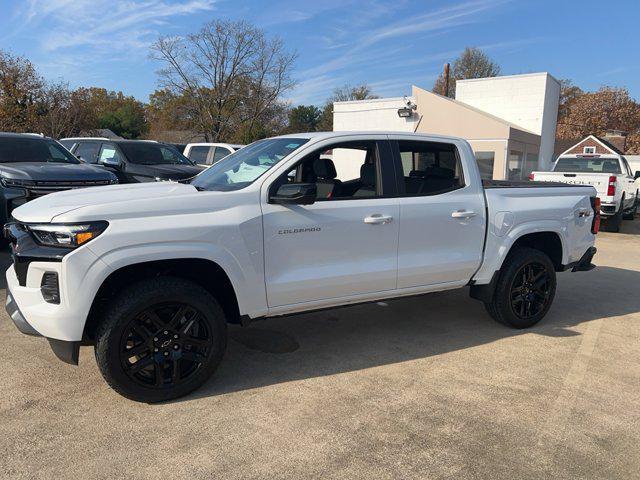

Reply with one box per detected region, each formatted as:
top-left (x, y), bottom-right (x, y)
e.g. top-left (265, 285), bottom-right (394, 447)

top-left (95, 277), bottom-right (227, 403)
top-left (622, 192), bottom-right (638, 220)
top-left (484, 247), bottom-right (556, 329)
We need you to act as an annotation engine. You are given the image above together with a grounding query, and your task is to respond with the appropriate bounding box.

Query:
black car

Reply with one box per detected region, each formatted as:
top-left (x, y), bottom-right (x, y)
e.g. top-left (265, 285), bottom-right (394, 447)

top-left (60, 138), bottom-right (204, 184)
top-left (0, 133), bottom-right (118, 226)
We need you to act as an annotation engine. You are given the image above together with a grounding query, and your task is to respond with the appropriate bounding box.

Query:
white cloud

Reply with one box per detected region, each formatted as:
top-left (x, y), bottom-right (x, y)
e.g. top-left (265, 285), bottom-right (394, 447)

top-left (289, 0), bottom-right (512, 104)
top-left (16, 0), bottom-right (216, 52)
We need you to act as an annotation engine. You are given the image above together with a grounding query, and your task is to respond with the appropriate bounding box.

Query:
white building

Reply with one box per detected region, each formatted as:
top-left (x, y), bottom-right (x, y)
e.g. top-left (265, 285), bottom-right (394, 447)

top-left (332, 72), bottom-right (561, 180)
top-left (455, 73), bottom-right (561, 171)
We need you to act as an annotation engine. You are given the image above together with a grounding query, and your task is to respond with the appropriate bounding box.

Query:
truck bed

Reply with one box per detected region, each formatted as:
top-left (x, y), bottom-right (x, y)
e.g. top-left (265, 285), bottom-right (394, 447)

top-left (471, 181), bottom-right (597, 285)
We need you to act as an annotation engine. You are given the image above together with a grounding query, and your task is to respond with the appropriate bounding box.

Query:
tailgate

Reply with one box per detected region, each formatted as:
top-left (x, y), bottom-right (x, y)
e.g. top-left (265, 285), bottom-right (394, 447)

top-left (532, 172), bottom-right (609, 196)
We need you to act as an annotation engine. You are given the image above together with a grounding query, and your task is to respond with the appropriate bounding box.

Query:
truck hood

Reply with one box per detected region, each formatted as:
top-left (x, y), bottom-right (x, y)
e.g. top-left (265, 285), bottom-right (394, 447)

top-left (11, 181), bottom-right (202, 223)
top-left (0, 162), bottom-right (115, 182)
top-left (135, 163), bottom-right (204, 180)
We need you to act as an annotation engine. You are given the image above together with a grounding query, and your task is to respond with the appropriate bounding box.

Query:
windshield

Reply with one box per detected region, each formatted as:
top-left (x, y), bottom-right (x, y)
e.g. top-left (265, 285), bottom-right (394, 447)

top-left (119, 142), bottom-right (194, 165)
top-left (554, 157), bottom-right (621, 174)
top-left (0, 138), bottom-right (80, 164)
top-left (191, 138), bottom-right (309, 191)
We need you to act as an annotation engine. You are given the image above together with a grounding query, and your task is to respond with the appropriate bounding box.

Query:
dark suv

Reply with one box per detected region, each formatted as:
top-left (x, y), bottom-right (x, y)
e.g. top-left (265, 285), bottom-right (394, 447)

top-left (0, 133), bottom-right (118, 227)
top-left (60, 138), bottom-right (204, 183)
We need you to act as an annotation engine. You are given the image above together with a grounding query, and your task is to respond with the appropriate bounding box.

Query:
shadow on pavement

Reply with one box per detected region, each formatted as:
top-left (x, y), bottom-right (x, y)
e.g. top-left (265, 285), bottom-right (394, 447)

top-left (1, 248), bottom-right (639, 404)
top-left (182, 263), bottom-right (640, 402)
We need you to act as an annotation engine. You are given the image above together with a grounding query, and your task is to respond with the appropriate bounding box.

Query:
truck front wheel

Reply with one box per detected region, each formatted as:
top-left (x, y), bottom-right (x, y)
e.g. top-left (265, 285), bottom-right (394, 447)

top-left (484, 247), bottom-right (556, 329)
top-left (95, 277), bottom-right (227, 403)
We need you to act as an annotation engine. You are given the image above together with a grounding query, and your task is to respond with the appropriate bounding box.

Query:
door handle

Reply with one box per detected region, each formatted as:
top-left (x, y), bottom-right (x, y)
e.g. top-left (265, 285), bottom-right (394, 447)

top-left (451, 210), bottom-right (477, 219)
top-left (364, 214), bottom-right (393, 224)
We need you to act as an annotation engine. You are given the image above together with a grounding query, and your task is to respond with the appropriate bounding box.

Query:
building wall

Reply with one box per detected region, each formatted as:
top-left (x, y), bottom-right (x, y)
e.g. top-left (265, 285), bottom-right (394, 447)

top-left (455, 73), bottom-right (560, 171)
top-left (564, 137), bottom-right (615, 155)
top-left (333, 97), bottom-right (419, 132)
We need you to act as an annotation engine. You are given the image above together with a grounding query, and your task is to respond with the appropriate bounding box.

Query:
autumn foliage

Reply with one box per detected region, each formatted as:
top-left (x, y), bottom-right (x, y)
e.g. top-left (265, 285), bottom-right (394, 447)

top-left (557, 84), bottom-right (640, 154)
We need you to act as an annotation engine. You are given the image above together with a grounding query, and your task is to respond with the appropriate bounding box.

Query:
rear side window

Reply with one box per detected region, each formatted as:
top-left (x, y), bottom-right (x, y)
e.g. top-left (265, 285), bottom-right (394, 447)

top-left (188, 146), bottom-right (210, 164)
top-left (397, 141), bottom-right (464, 195)
top-left (75, 142), bottom-right (101, 163)
top-left (212, 147), bottom-right (231, 164)
top-left (554, 157), bottom-right (621, 174)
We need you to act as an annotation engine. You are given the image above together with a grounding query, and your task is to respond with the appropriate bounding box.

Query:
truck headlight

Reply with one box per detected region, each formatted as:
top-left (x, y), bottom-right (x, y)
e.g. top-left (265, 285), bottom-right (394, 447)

top-left (28, 222), bottom-right (108, 248)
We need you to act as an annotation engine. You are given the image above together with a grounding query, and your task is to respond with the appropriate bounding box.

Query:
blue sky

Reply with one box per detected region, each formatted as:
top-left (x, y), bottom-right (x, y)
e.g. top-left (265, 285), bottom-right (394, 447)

top-left (1, 0), bottom-right (638, 105)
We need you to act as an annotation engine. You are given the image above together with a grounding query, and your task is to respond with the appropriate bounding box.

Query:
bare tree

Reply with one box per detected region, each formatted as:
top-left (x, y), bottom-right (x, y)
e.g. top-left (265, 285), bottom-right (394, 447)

top-left (151, 20), bottom-right (296, 142)
top-left (432, 47), bottom-right (501, 98)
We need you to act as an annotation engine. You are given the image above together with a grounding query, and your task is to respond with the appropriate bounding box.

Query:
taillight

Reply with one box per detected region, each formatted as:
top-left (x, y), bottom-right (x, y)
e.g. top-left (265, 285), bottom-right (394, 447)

top-left (591, 197), bottom-right (601, 234)
top-left (607, 176), bottom-right (616, 196)
top-left (528, 173), bottom-right (535, 181)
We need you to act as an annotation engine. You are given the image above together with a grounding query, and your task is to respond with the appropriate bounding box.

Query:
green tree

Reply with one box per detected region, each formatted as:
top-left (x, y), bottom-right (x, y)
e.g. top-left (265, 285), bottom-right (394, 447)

top-left (98, 102), bottom-right (147, 139)
top-left (432, 47), bottom-right (501, 98)
top-left (288, 105), bottom-right (322, 132)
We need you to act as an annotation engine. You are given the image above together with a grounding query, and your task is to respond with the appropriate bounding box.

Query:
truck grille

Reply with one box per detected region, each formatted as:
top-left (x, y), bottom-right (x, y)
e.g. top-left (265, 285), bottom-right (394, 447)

top-left (2, 178), bottom-right (115, 197)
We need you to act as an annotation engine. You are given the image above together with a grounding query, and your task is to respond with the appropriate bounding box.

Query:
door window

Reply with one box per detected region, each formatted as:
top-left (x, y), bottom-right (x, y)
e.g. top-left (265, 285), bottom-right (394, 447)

top-left (275, 141), bottom-right (382, 200)
top-left (74, 142), bottom-right (100, 163)
top-left (397, 140), bottom-right (464, 195)
top-left (99, 144), bottom-right (122, 163)
top-left (188, 146), bottom-right (210, 164)
top-left (212, 147), bottom-right (231, 164)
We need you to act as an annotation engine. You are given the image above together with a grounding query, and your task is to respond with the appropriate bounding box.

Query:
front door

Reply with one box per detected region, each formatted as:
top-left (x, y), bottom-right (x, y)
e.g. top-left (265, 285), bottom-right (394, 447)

top-left (262, 138), bottom-right (399, 308)
top-left (392, 138), bottom-right (486, 288)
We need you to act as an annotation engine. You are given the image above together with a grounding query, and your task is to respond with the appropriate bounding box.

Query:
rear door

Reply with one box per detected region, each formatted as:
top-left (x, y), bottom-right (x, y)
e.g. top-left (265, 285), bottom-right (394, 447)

top-left (391, 137), bottom-right (486, 288)
top-left (262, 136), bottom-right (399, 309)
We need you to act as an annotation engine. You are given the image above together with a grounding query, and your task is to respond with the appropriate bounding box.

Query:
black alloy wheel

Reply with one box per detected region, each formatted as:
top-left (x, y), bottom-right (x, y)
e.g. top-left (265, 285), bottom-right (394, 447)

top-left (509, 262), bottom-right (552, 320)
top-left (95, 277), bottom-right (227, 403)
top-left (484, 247), bottom-right (557, 329)
top-left (120, 303), bottom-right (213, 389)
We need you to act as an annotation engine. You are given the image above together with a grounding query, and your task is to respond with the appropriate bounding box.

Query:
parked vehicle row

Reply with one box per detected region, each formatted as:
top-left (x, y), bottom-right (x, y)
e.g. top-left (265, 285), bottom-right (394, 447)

top-left (0, 133), bottom-right (118, 227)
top-left (532, 153), bottom-right (639, 232)
top-left (5, 131), bottom-right (599, 402)
top-left (60, 137), bottom-right (204, 184)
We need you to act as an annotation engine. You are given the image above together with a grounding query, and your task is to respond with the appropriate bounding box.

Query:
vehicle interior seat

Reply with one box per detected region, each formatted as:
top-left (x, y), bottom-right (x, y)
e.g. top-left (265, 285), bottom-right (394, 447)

top-left (313, 157), bottom-right (342, 198)
top-left (353, 163), bottom-right (376, 197)
top-left (405, 166), bottom-right (457, 195)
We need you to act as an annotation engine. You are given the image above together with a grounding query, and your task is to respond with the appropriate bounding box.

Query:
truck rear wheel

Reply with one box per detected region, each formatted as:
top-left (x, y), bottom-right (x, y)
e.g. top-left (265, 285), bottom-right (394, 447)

top-left (484, 247), bottom-right (556, 329)
top-left (95, 277), bottom-right (227, 403)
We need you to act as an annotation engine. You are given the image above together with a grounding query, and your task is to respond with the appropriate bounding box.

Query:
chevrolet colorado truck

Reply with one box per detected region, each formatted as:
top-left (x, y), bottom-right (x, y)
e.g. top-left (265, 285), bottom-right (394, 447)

top-left (5, 132), bottom-right (599, 402)
top-left (531, 153), bottom-right (638, 232)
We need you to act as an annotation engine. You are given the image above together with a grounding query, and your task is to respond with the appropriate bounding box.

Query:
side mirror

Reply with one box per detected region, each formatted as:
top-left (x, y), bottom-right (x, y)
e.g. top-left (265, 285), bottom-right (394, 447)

top-left (100, 157), bottom-right (122, 169)
top-left (635, 171), bottom-right (640, 180)
top-left (270, 183), bottom-right (317, 205)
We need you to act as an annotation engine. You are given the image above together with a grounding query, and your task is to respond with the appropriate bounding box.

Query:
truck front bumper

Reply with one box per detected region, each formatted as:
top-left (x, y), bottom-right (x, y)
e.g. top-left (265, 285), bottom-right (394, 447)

top-left (5, 284), bottom-right (80, 364)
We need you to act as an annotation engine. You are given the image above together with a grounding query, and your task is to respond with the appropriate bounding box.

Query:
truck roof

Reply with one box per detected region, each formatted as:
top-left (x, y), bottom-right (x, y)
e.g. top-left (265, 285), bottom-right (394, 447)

top-left (272, 131), bottom-right (464, 142)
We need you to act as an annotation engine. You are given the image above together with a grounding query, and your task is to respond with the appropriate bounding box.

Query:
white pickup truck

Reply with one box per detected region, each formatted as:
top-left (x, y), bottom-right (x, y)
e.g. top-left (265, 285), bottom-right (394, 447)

top-left (5, 132), bottom-right (599, 402)
top-left (532, 154), bottom-right (639, 232)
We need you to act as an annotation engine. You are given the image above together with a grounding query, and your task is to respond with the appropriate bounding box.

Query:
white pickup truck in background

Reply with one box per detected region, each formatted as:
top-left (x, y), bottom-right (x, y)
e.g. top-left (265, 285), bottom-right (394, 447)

top-left (5, 132), bottom-right (599, 402)
top-left (531, 154), bottom-right (639, 232)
